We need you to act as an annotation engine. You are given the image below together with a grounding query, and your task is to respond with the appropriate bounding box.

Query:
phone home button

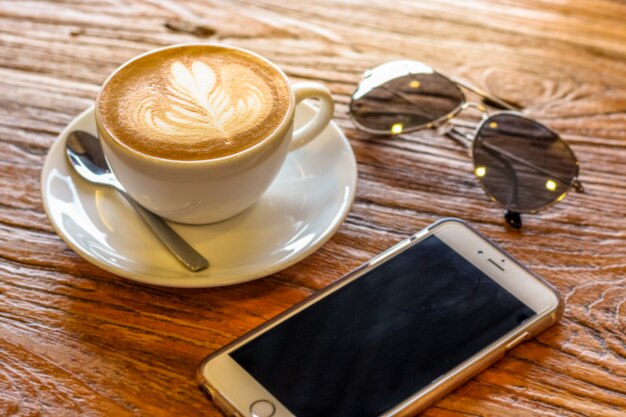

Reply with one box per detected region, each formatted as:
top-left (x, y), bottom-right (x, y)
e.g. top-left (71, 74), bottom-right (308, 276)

top-left (250, 399), bottom-right (275, 417)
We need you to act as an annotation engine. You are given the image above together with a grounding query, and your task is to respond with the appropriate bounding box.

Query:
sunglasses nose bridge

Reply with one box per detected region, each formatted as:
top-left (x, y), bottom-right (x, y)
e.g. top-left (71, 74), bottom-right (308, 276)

top-left (460, 101), bottom-right (490, 118)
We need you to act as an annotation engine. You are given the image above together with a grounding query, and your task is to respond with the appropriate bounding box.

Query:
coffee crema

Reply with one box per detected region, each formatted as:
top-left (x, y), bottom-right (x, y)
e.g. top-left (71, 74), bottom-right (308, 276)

top-left (98, 45), bottom-right (292, 161)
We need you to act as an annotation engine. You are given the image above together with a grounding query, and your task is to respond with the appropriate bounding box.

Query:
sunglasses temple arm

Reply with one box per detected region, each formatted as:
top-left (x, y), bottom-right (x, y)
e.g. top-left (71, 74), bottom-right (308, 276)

top-left (448, 119), bottom-right (479, 129)
top-left (573, 179), bottom-right (585, 193)
top-left (450, 77), bottom-right (522, 111)
top-left (443, 126), bottom-right (473, 150)
top-left (505, 211), bottom-right (523, 229)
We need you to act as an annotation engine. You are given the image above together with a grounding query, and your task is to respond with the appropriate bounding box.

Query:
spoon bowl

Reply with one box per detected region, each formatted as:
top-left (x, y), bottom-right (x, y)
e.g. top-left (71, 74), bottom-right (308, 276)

top-left (66, 131), bottom-right (122, 190)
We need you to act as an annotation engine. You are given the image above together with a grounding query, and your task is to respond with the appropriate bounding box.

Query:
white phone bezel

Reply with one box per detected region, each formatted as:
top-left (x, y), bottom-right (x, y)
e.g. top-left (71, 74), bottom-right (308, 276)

top-left (199, 219), bottom-right (561, 417)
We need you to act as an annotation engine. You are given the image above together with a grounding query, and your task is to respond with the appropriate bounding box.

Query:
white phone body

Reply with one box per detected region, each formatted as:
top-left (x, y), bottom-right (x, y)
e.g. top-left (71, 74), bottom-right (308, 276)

top-left (198, 218), bottom-right (563, 417)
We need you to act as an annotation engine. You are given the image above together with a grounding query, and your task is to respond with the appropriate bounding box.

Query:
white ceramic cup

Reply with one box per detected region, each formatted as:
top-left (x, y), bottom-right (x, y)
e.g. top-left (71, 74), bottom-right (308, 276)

top-left (95, 44), bottom-right (334, 224)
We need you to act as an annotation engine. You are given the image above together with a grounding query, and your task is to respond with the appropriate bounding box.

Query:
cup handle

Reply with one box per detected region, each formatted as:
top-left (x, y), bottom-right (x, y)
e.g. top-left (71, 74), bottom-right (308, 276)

top-left (290, 82), bottom-right (335, 151)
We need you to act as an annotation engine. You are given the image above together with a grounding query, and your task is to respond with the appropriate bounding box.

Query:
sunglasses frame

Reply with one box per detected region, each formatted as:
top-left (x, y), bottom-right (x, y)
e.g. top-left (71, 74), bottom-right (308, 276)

top-left (349, 60), bottom-right (584, 228)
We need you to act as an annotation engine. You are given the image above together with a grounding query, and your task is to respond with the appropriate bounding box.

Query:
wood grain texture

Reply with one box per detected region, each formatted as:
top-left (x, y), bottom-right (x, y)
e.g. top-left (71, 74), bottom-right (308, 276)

top-left (1, 0), bottom-right (625, 416)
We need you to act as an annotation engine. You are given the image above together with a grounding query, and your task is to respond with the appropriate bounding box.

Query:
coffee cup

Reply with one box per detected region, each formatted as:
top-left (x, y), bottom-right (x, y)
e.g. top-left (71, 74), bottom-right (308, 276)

top-left (95, 43), bottom-right (334, 224)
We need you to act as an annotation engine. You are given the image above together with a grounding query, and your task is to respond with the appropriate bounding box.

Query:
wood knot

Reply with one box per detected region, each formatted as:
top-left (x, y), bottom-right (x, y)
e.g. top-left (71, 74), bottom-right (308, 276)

top-left (164, 19), bottom-right (216, 37)
top-left (482, 67), bottom-right (552, 109)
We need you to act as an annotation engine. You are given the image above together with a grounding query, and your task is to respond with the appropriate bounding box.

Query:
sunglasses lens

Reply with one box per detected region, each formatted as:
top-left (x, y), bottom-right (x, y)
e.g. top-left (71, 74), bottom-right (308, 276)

top-left (351, 72), bottom-right (464, 134)
top-left (473, 114), bottom-right (578, 212)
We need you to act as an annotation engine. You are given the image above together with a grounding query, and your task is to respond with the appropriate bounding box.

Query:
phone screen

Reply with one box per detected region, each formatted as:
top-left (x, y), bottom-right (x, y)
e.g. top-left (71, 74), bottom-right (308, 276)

top-left (231, 235), bottom-right (536, 417)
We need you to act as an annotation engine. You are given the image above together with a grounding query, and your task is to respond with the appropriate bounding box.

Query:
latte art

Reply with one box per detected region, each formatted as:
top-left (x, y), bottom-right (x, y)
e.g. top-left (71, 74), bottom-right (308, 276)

top-left (136, 60), bottom-right (272, 143)
top-left (98, 45), bottom-right (291, 161)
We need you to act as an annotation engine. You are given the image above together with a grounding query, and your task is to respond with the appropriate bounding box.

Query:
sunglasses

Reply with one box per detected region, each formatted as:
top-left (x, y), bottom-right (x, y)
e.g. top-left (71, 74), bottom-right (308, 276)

top-left (350, 60), bottom-right (583, 228)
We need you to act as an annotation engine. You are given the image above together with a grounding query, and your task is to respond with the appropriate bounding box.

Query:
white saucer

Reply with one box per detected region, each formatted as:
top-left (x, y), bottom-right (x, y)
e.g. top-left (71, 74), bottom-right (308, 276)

top-left (41, 102), bottom-right (357, 288)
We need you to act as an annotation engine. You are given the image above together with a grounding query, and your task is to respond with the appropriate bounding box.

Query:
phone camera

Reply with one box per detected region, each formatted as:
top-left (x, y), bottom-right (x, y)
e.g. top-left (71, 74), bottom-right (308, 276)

top-left (477, 250), bottom-right (484, 255)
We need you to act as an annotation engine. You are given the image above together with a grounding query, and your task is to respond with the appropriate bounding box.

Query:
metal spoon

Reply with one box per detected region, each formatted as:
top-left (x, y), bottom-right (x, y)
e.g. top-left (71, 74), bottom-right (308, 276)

top-left (65, 130), bottom-right (209, 272)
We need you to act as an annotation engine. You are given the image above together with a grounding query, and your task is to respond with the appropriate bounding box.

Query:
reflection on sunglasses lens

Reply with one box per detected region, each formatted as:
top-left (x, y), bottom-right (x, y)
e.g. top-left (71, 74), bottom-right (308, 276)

top-left (473, 114), bottom-right (578, 212)
top-left (351, 72), bottom-right (464, 134)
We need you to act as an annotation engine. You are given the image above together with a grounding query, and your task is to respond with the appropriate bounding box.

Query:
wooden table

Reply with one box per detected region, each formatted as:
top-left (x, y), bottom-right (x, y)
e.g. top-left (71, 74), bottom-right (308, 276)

top-left (1, 1), bottom-right (625, 416)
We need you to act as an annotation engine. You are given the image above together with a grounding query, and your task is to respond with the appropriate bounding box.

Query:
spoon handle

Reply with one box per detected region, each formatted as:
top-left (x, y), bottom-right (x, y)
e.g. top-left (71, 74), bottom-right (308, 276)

top-left (119, 191), bottom-right (209, 272)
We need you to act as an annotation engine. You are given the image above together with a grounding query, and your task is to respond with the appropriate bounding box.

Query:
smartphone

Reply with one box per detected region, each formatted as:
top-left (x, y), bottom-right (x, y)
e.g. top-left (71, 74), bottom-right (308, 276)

top-left (198, 218), bottom-right (563, 417)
